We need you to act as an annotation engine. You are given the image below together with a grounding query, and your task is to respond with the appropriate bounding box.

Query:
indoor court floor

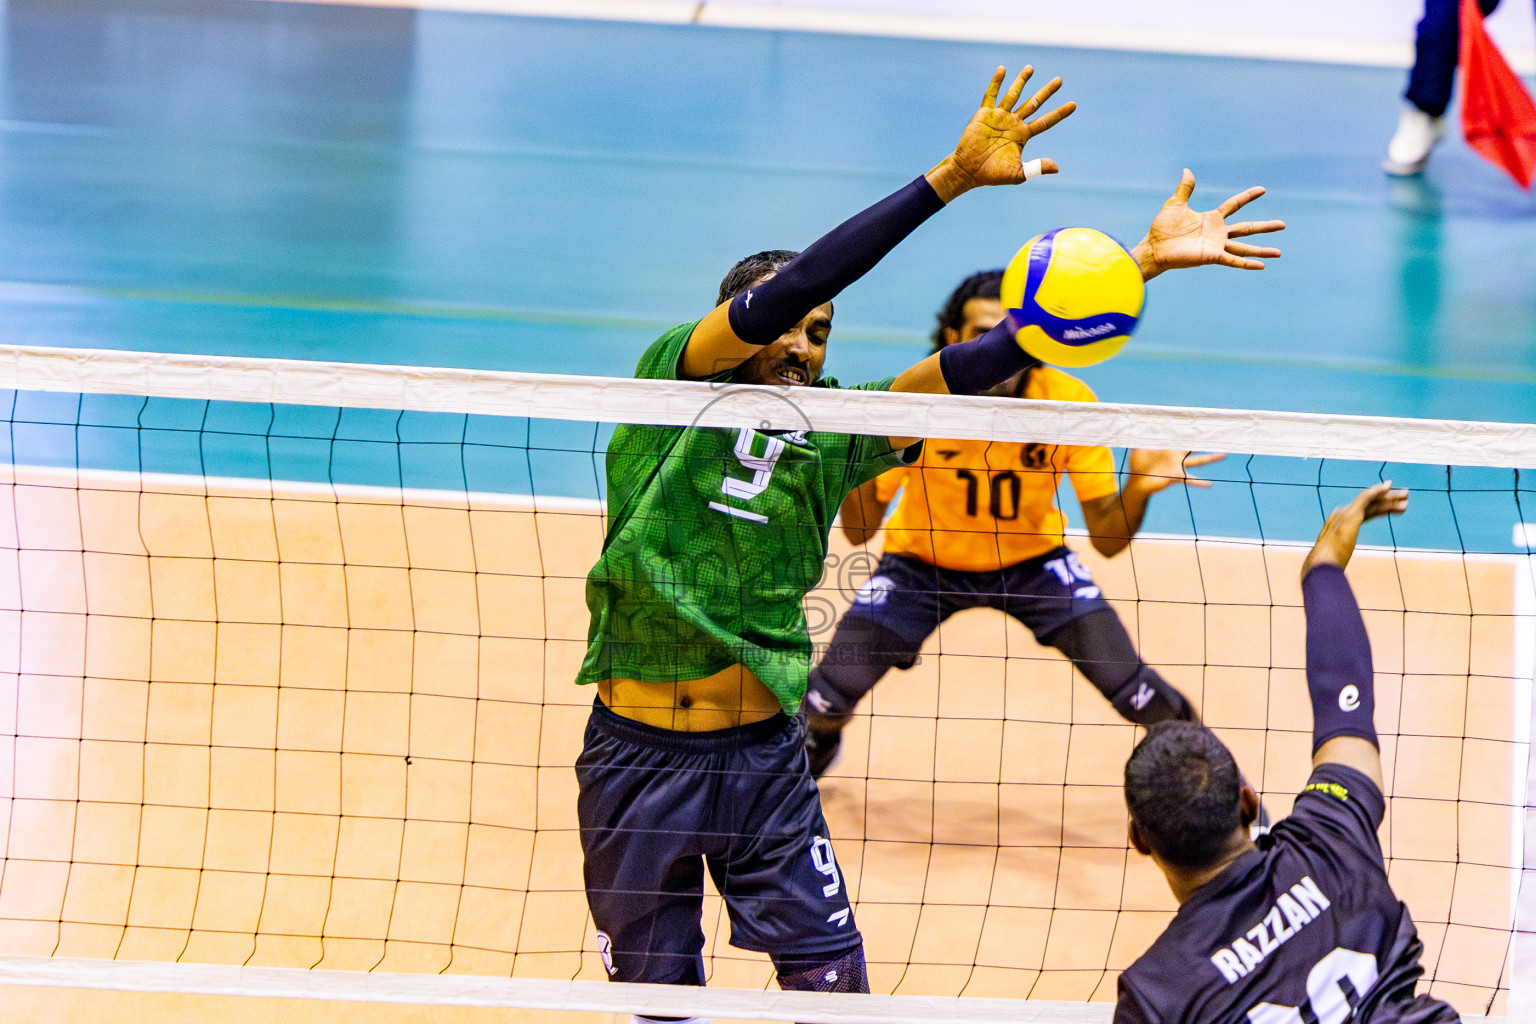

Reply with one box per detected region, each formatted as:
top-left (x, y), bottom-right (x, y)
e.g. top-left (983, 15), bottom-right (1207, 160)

top-left (0, 0), bottom-right (1534, 1020)
top-left (0, 467), bottom-right (1524, 1020)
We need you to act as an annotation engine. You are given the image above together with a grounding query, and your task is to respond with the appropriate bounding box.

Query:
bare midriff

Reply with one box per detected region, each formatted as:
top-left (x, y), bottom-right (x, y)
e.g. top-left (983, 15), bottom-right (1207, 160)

top-left (598, 663), bottom-right (782, 732)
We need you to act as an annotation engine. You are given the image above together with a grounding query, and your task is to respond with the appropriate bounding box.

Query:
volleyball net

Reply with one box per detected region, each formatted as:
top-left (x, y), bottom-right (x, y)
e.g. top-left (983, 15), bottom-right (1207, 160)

top-left (0, 345), bottom-right (1528, 1023)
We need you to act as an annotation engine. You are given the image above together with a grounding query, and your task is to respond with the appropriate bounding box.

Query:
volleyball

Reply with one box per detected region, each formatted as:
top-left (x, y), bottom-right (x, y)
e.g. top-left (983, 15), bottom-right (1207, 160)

top-left (1000, 227), bottom-right (1145, 367)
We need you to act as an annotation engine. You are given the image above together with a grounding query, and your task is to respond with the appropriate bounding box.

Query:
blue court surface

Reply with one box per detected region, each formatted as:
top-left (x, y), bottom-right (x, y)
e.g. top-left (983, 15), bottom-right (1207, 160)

top-left (1, 0), bottom-right (1533, 550)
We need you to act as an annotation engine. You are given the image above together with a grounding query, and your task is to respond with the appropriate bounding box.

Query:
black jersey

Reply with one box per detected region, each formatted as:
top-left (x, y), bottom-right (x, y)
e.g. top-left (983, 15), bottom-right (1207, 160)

top-left (1115, 763), bottom-right (1460, 1024)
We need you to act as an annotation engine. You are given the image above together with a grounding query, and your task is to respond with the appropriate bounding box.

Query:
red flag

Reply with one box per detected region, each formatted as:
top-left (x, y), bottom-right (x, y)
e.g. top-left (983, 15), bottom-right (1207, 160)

top-left (1459, 0), bottom-right (1536, 189)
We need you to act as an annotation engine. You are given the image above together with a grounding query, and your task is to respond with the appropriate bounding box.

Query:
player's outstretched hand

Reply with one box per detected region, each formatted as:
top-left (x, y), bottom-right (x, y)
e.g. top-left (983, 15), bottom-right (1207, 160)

top-left (1125, 449), bottom-right (1224, 496)
top-left (1131, 169), bottom-right (1286, 281)
top-left (1302, 481), bottom-right (1409, 577)
top-left (926, 66), bottom-right (1076, 203)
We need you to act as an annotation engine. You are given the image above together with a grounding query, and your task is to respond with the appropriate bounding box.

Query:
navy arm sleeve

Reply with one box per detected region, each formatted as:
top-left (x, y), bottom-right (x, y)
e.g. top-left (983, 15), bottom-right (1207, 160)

top-left (936, 319), bottom-right (1037, 395)
top-left (726, 176), bottom-right (945, 345)
top-left (1303, 563), bottom-right (1379, 753)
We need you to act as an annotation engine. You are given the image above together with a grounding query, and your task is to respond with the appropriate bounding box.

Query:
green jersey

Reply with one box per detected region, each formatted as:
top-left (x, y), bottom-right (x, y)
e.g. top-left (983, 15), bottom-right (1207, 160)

top-left (576, 321), bottom-right (918, 714)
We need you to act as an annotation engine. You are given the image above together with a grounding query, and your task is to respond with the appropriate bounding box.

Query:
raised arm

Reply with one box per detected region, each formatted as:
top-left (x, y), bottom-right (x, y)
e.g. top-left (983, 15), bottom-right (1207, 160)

top-left (1079, 450), bottom-right (1224, 557)
top-left (683, 66), bottom-right (1075, 382)
top-left (1301, 482), bottom-right (1409, 790)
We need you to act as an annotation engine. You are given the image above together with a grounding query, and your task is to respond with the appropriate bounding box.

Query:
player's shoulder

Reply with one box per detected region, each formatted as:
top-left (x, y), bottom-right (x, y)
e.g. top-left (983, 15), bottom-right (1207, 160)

top-left (1279, 763), bottom-right (1387, 851)
top-left (1025, 365), bottom-right (1099, 403)
top-left (633, 320), bottom-right (706, 381)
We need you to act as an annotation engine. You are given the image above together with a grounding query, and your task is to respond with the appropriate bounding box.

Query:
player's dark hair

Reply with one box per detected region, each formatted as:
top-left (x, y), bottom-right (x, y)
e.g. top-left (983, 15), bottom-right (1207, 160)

top-left (718, 250), bottom-right (801, 305)
top-left (1124, 721), bottom-right (1243, 868)
top-left (931, 269), bottom-right (1005, 352)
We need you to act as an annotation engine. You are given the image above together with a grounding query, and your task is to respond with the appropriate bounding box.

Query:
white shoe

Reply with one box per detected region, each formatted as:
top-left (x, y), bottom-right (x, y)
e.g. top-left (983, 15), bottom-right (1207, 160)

top-left (1383, 105), bottom-right (1444, 176)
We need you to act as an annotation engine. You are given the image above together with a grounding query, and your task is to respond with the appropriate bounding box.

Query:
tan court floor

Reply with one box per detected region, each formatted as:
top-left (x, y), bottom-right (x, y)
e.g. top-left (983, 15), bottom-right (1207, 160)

top-left (0, 466), bottom-right (1521, 1020)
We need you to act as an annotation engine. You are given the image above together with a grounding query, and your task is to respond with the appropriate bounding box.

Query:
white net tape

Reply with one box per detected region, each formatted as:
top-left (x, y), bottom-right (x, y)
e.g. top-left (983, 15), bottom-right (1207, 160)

top-left (1, 344), bottom-right (1533, 465)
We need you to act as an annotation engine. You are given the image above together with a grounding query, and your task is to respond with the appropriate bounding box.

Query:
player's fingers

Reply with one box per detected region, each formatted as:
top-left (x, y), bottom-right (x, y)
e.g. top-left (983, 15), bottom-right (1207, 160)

top-left (1000, 65), bottom-right (1034, 110)
top-left (981, 66), bottom-right (1006, 108)
top-left (1227, 218), bottom-right (1287, 238)
top-left (1024, 100), bottom-right (1075, 136)
top-left (1349, 481), bottom-right (1394, 516)
top-left (1183, 478), bottom-right (1214, 489)
top-left (1365, 486), bottom-right (1409, 518)
top-left (1362, 499), bottom-right (1406, 522)
top-left (1224, 240), bottom-right (1281, 259)
top-left (1216, 185), bottom-right (1266, 218)
top-left (1183, 452), bottom-right (1225, 467)
top-left (1021, 158), bottom-right (1058, 180)
top-left (1216, 253), bottom-right (1266, 270)
top-left (1014, 73), bottom-right (1058, 117)
top-left (1171, 168), bottom-right (1196, 205)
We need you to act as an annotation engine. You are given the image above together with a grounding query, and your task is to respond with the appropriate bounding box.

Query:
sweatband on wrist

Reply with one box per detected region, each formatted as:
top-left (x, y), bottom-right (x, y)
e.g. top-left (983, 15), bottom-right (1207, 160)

top-left (1303, 563), bottom-right (1379, 753)
top-left (937, 320), bottom-right (1038, 395)
top-left (727, 176), bottom-right (946, 346)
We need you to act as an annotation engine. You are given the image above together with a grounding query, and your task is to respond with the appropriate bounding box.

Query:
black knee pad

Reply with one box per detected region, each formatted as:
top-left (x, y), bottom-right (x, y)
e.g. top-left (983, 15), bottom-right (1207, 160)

top-left (1044, 610), bottom-right (1195, 726)
top-left (804, 619), bottom-right (918, 722)
top-left (1044, 609), bottom-right (1141, 693)
top-left (1109, 665), bottom-right (1196, 726)
top-left (773, 943), bottom-right (869, 994)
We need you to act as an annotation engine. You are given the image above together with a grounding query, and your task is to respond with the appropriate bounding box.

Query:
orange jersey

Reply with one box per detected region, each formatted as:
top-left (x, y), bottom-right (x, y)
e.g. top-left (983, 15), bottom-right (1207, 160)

top-left (874, 367), bottom-right (1118, 572)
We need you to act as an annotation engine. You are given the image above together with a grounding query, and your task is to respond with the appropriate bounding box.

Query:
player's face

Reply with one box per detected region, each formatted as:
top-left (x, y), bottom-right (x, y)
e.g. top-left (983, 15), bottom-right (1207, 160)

top-left (733, 301), bottom-right (831, 388)
top-left (942, 296), bottom-right (1007, 346)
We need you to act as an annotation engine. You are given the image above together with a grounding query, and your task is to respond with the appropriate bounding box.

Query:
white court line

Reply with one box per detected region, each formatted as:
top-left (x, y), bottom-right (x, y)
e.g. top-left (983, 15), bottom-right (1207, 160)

top-left (0, 956), bottom-right (1508, 1022)
top-left (253, 0), bottom-right (1536, 73)
top-left (7, 465), bottom-right (1525, 563)
top-left (0, 956), bottom-right (1106, 1022)
top-left (0, 462), bottom-right (605, 514)
top-left (6, 466), bottom-right (1524, 562)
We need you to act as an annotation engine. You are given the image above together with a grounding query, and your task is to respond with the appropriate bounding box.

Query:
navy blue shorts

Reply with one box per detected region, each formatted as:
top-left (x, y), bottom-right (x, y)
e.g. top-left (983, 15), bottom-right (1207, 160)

top-left (841, 545), bottom-right (1112, 661)
top-left (575, 699), bottom-right (860, 985)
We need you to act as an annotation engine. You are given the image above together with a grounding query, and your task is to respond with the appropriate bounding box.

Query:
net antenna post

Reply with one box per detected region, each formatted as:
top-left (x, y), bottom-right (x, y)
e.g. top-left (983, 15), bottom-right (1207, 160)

top-left (1512, 520), bottom-right (1536, 1022)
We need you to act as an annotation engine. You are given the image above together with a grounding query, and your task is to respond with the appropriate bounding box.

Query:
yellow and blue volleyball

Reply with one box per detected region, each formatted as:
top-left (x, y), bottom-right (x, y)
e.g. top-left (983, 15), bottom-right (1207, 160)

top-left (1000, 227), bottom-right (1145, 367)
